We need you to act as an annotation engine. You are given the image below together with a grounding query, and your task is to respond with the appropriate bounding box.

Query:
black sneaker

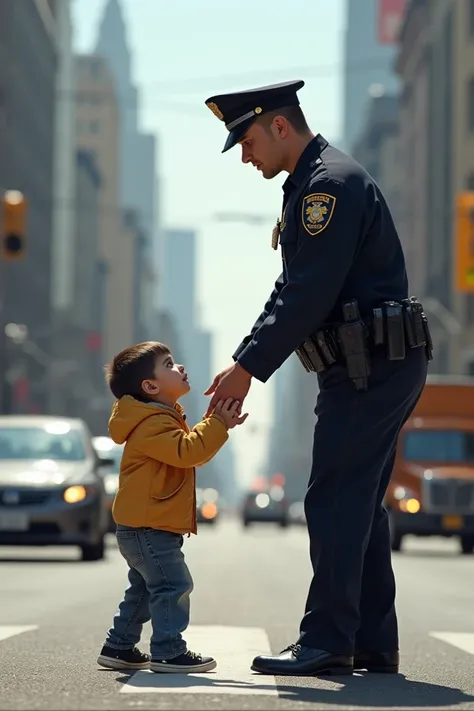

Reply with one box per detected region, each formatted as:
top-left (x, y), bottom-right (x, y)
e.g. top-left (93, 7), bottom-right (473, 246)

top-left (97, 644), bottom-right (150, 670)
top-left (150, 649), bottom-right (217, 673)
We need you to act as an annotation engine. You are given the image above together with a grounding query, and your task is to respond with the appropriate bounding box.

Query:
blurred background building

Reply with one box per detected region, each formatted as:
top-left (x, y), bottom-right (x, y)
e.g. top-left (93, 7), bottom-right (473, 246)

top-left (0, 0), bottom-right (238, 502)
top-left (5, 0), bottom-right (474, 506)
top-left (0, 0), bottom-right (57, 415)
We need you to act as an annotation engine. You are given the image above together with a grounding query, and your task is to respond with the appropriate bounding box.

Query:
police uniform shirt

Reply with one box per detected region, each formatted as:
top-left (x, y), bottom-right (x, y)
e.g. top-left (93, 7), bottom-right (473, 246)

top-left (233, 134), bottom-right (409, 383)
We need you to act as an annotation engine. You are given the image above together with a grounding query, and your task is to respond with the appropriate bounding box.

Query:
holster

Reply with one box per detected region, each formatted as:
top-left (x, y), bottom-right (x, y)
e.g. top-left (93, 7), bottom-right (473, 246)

top-left (373, 296), bottom-right (434, 361)
top-left (336, 300), bottom-right (371, 391)
top-left (294, 296), bottom-right (434, 382)
top-left (382, 301), bottom-right (405, 360)
top-left (295, 330), bottom-right (338, 374)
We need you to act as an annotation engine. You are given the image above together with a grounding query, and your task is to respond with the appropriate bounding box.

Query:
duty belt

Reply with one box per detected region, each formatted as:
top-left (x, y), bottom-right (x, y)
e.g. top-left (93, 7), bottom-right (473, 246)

top-left (295, 297), bottom-right (433, 392)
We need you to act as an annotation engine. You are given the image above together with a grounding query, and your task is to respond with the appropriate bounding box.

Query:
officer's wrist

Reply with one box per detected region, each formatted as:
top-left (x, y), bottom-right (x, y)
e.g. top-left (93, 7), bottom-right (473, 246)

top-left (235, 362), bottom-right (252, 381)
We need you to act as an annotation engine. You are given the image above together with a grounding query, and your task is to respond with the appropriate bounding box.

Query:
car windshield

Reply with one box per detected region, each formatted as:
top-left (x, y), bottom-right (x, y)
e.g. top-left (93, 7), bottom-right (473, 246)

top-left (0, 426), bottom-right (85, 461)
top-left (403, 430), bottom-right (474, 463)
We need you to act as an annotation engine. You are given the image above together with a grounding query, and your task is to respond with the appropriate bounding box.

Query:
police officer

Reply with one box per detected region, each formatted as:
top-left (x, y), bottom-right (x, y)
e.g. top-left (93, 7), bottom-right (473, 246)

top-left (204, 80), bottom-right (430, 676)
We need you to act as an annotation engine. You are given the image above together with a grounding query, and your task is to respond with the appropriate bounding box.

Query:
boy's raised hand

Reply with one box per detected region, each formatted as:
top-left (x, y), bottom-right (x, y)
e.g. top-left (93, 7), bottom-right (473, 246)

top-left (213, 398), bottom-right (248, 430)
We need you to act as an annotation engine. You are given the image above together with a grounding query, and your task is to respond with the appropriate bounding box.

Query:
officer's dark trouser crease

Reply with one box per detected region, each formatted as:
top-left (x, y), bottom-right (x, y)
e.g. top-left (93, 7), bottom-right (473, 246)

top-left (297, 350), bottom-right (427, 655)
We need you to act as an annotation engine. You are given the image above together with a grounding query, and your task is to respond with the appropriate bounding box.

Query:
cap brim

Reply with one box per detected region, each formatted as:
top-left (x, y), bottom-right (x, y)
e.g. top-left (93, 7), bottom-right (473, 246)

top-left (222, 117), bottom-right (257, 153)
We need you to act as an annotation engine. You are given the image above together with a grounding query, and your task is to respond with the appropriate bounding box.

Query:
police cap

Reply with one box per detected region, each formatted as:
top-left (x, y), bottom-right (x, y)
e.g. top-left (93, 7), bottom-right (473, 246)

top-left (205, 79), bottom-right (305, 153)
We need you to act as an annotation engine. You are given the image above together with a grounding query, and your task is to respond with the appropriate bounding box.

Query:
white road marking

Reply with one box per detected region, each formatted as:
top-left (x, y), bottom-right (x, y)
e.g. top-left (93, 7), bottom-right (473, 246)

top-left (120, 625), bottom-right (278, 696)
top-left (430, 632), bottom-right (474, 655)
top-left (0, 625), bottom-right (38, 642)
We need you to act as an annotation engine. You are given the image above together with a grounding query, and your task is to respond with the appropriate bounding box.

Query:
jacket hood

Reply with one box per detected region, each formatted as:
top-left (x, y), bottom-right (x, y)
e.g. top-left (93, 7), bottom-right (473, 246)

top-left (108, 395), bottom-right (185, 444)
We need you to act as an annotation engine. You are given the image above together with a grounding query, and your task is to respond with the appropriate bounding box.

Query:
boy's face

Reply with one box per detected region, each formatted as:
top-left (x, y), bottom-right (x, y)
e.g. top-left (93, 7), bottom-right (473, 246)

top-left (141, 352), bottom-right (190, 403)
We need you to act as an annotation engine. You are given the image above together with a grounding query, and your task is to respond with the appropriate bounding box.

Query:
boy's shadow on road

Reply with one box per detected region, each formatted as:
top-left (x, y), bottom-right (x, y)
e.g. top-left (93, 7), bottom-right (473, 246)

top-left (113, 670), bottom-right (474, 707)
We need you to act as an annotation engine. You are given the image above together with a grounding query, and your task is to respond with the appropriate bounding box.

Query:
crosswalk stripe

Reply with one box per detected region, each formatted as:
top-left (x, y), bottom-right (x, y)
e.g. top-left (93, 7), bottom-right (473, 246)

top-left (120, 625), bottom-right (278, 696)
top-left (0, 625), bottom-right (38, 642)
top-left (430, 632), bottom-right (474, 655)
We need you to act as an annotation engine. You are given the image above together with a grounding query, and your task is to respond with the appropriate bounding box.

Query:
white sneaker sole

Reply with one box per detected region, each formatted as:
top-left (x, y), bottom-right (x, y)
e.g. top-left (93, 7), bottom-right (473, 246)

top-left (97, 654), bottom-right (150, 670)
top-left (150, 658), bottom-right (217, 674)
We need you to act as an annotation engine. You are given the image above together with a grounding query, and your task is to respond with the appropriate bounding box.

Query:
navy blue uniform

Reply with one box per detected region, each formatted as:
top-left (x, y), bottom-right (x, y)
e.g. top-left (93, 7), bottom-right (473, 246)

top-left (234, 134), bottom-right (409, 378)
top-left (233, 135), bottom-right (428, 655)
top-left (205, 80), bottom-right (430, 668)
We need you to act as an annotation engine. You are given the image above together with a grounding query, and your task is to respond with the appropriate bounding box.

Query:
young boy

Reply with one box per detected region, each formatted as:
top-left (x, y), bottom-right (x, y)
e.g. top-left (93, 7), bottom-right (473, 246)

top-left (97, 341), bottom-right (247, 674)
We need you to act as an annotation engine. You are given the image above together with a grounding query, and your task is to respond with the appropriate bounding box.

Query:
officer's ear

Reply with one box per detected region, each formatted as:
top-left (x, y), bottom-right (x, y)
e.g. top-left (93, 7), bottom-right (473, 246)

top-left (273, 115), bottom-right (290, 139)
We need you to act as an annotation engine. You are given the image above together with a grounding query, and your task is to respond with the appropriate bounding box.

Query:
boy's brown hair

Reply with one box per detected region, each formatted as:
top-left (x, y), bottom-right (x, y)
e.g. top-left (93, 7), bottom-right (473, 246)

top-left (105, 341), bottom-right (170, 401)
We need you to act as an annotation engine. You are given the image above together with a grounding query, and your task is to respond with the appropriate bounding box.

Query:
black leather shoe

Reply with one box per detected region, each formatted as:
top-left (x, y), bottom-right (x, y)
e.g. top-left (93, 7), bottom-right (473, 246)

top-left (354, 650), bottom-right (399, 673)
top-left (251, 643), bottom-right (353, 676)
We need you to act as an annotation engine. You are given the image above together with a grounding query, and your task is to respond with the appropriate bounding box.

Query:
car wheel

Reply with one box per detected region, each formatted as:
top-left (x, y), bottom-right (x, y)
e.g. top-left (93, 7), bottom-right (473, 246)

top-left (279, 519), bottom-right (288, 528)
top-left (460, 535), bottom-right (474, 554)
top-left (243, 519), bottom-right (250, 528)
top-left (81, 536), bottom-right (105, 561)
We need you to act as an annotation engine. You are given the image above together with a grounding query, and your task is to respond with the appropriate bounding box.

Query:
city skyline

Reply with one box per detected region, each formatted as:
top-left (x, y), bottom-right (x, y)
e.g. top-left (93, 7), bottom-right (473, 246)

top-left (72, 0), bottom-right (346, 486)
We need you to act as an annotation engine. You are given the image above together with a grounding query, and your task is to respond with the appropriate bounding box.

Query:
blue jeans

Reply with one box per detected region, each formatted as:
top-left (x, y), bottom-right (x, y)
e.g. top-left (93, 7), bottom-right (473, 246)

top-left (105, 525), bottom-right (194, 660)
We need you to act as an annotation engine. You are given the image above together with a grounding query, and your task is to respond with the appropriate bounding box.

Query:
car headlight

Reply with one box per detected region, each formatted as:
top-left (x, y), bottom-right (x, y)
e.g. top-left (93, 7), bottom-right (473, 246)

top-left (255, 493), bottom-right (270, 508)
top-left (393, 486), bottom-right (420, 514)
top-left (63, 485), bottom-right (87, 504)
top-left (104, 474), bottom-right (119, 495)
top-left (201, 503), bottom-right (217, 519)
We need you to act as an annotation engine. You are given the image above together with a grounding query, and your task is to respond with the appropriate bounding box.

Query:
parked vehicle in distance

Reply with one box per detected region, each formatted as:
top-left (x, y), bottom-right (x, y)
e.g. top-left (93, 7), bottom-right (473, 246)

top-left (288, 500), bottom-right (306, 525)
top-left (0, 416), bottom-right (111, 561)
top-left (385, 376), bottom-right (474, 554)
top-left (241, 485), bottom-right (289, 528)
top-left (196, 487), bottom-right (220, 525)
top-left (92, 436), bottom-right (123, 532)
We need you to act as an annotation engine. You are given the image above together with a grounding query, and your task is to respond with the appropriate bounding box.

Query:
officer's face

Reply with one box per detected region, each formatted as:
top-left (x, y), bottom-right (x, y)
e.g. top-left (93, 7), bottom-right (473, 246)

top-left (239, 122), bottom-right (283, 179)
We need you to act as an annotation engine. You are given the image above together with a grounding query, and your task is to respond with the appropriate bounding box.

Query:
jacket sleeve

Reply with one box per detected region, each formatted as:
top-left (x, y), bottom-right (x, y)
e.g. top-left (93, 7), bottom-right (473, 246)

top-left (233, 272), bottom-right (285, 360)
top-left (236, 179), bottom-right (363, 383)
top-left (132, 414), bottom-right (229, 468)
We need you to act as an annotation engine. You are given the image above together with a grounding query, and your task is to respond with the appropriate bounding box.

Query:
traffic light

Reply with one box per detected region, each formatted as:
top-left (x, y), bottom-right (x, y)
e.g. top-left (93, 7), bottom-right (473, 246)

top-left (1, 190), bottom-right (27, 261)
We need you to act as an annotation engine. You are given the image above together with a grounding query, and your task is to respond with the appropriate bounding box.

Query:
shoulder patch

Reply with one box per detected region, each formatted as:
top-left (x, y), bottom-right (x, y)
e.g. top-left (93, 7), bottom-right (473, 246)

top-left (302, 193), bottom-right (336, 236)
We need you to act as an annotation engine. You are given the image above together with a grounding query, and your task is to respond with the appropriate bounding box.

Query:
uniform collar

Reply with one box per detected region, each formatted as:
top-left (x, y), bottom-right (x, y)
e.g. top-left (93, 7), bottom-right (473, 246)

top-left (282, 134), bottom-right (328, 194)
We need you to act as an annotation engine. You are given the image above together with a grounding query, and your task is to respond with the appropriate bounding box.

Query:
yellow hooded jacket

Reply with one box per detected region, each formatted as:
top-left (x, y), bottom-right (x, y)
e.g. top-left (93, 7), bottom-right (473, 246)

top-left (108, 396), bottom-right (229, 535)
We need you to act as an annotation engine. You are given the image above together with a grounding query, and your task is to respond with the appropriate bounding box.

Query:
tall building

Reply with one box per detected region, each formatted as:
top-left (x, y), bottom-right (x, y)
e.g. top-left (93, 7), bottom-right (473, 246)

top-left (73, 150), bottom-right (103, 343)
top-left (51, 148), bottom-right (108, 429)
top-left (122, 208), bottom-right (149, 343)
top-left (343, 0), bottom-right (406, 152)
top-left (51, 0), bottom-right (76, 315)
top-left (352, 90), bottom-right (401, 226)
top-left (0, 0), bottom-right (57, 413)
top-left (75, 54), bottom-right (135, 360)
top-left (161, 228), bottom-right (197, 350)
top-left (161, 228), bottom-right (200, 424)
top-left (95, 0), bottom-right (158, 333)
top-left (395, 0), bottom-right (432, 301)
top-left (396, 0), bottom-right (474, 376)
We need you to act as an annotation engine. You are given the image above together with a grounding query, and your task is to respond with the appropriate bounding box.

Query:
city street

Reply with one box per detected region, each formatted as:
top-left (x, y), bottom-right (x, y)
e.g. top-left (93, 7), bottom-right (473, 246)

top-left (0, 519), bottom-right (474, 711)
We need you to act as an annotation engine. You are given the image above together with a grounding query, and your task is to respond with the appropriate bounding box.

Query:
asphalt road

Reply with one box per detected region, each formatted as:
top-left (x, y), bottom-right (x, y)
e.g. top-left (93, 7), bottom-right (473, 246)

top-left (0, 519), bottom-right (474, 711)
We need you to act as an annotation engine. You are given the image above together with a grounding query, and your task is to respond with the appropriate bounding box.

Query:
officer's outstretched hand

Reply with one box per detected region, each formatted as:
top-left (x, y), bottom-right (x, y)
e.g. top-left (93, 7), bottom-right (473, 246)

top-left (204, 363), bottom-right (252, 417)
top-left (205, 364), bottom-right (235, 398)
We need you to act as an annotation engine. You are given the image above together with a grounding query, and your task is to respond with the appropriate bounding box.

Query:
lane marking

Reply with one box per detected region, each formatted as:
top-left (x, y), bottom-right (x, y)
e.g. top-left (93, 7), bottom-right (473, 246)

top-left (0, 625), bottom-right (38, 642)
top-left (120, 625), bottom-right (278, 696)
top-left (430, 632), bottom-right (474, 655)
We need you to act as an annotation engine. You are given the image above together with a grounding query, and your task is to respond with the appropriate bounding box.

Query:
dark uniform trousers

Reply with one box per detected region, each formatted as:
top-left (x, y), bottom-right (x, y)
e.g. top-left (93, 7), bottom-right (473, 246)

top-left (297, 345), bottom-right (428, 655)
